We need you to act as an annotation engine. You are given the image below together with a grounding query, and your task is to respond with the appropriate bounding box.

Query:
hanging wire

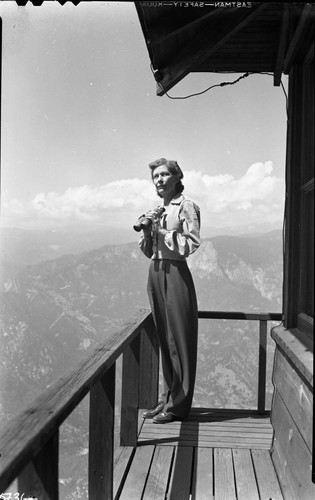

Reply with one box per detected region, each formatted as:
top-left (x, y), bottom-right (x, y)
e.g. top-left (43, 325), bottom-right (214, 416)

top-left (151, 66), bottom-right (288, 328)
top-left (156, 71), bottom-right (252, 99)
top-left (151, 66), bottom-right (289, 311)
top-left (251, 72), bottom-right (289, 119)
top-left (150, 68), bottom-right (251, 99)
top-left (151, 67), bottom-right (289, 119)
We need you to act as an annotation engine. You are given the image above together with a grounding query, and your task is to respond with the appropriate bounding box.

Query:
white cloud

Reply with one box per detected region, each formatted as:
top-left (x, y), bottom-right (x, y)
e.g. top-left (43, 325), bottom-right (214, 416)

top-left (2, 162), bottom-right (285, 230)
top-left (184, 161), bottom-right (284, 226)
top-left (23, 179), bottom-right (158, 225)
top-left (185, 161), bottom-right (281, 208)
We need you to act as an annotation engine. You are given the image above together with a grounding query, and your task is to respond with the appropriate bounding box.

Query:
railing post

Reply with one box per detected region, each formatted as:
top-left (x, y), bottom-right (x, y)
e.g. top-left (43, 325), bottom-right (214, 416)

top-left (139, 317), bottom-right (159, 410)
top-left (89, 362), bottom-right (116, 500)
top-left (120, 335), bottom-right (140, 446)
top-left (257, 319), bottom-right (267, 413)
top-left (18, 430), bottom-right (59, 500)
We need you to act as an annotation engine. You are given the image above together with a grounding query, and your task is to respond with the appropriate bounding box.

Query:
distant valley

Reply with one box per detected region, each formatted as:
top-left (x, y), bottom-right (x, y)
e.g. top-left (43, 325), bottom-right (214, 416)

top-left (0, 229), bottom-right (283, 416)
top-left (0, 229), bottom-right (283, 498)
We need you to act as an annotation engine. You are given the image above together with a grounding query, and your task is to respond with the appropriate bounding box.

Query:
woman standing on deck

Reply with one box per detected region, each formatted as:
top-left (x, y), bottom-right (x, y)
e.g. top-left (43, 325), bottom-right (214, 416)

top-left (138, 158), bottom-right (201, 424)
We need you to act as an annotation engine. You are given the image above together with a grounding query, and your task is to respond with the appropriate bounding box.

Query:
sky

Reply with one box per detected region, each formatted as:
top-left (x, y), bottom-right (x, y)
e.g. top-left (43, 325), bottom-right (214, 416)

top-left (0, 1), bottom-right (288, 240)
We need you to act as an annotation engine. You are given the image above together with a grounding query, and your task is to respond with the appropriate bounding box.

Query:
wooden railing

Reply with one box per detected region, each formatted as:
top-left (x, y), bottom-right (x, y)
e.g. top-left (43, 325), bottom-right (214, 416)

top-left (0, 310), bottom-right (159, 500)
top-left (198, 311), bottom-right (283, 413)
top-left (0, 309), bottom-right (282, 500)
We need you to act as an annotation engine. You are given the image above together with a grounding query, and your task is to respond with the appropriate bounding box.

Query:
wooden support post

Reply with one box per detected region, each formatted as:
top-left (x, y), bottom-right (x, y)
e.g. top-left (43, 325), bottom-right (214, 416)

top-left (120, 336), bottom-right (140, 446)
top-left (274, 5), bottom-right (289, 86)
top-left (139, 319), bottom-right (159, 410)
top-left (18, 430), bottom-right (59, 500)
top-left (89, 363), bottom-right (116, 500)
top-left (258, 320), bottom-right (267, 413)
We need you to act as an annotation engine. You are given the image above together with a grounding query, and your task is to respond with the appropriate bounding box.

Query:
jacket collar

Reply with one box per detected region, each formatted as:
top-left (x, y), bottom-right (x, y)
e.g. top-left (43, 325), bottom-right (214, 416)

top-left (170, 194), bottom-right (185, 205)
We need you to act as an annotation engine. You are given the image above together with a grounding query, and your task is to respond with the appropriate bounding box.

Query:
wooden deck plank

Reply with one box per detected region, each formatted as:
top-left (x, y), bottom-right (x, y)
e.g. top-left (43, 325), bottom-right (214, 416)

top-left (117, 409), bottom-right (279, 499)
top-left (138, 409), bottom-right (273, 453)
top-left (168, 446), bottom-right (194, 500)
top-left (139, 426), bottom-right (272, 436)
top-left (189, 407), bottom-right (271, 417)
top-left (118, 445), bottom-right (155, 500)
top-left (113, 446), bottom-right (134, 498)
top-left (141, 407), bottom-right (271, 420)
top-left (251, 449), bottom-right (284, 500)
top-left (139, 434), bottom-right (272, 445)
top-left (191, 447), bottom-right (213, 499)
top-left (232, 448), bottom-right (259, 500)
top-left (140, 426), bottom-right (272, 438)
top-left (142, 445), bottom-right (174, 500)
top-left (214, 448), bottom-right (236, 500)
top-left (141, 420), bottom-right (272, 430)
top-left (139, 440), bottom-right (271, 449)
top-left (140, 426), bottom-right (272, 436)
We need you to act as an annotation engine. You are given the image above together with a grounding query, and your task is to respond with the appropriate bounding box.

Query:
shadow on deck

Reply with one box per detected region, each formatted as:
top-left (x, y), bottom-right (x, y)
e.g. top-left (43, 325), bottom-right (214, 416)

top-left (114, 407), bottom-right (284, 500)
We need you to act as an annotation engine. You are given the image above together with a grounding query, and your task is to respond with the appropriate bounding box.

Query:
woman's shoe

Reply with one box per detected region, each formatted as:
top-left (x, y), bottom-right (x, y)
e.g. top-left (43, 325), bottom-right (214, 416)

top-left (153, 412), bottom-right (182, 424)
top-left (142, 401), bottom-right (165, 419)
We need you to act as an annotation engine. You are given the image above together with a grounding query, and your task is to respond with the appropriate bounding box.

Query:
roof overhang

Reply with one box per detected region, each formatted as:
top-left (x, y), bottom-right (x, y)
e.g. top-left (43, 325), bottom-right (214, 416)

top-left (135, 2), bottom-right (315, 95)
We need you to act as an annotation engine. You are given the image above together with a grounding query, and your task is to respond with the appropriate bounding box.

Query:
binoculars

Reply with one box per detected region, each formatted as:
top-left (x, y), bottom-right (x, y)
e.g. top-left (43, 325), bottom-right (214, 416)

top-left (133, 206), bottom-right (165, 232)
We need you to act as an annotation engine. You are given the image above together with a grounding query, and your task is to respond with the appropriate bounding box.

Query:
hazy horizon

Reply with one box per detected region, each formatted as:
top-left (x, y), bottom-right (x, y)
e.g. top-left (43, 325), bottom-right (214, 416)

top-left (1, 1), bottom-right (287, 237)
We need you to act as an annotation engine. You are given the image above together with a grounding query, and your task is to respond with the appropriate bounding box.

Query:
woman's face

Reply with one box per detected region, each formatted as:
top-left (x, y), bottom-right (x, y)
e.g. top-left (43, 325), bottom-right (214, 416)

top-left (152, 165), bottom-right (178, 199)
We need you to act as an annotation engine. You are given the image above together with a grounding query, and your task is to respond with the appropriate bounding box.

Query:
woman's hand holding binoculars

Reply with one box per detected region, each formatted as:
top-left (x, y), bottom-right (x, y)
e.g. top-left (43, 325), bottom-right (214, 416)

top-left (133, 206), bottom-right (165, 233)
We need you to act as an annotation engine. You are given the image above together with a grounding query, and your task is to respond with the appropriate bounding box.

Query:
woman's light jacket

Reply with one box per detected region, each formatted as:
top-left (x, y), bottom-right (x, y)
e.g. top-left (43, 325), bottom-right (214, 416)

top-left (139, 194), bottom-right (201, 261)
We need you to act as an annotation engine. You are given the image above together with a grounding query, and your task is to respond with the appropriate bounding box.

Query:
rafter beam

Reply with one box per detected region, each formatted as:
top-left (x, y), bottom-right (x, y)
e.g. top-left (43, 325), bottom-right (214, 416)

top-left (274, 5), bottom-right (290, 86)
top-left (284, 3), bottom-right (315, 73)
top-left (147, 9), bottom-right (222, 47)
top-left (156, 3), bottom-right (267, 96)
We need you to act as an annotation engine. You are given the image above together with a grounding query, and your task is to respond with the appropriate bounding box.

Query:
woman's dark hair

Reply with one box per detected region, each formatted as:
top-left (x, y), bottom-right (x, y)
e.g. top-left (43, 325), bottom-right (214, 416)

top-left (149, 158), bottom-right (184, 195)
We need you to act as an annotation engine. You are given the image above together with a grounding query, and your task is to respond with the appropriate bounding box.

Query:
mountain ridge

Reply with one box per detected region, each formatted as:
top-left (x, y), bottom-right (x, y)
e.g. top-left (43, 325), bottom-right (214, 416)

top-left (0, 230), bottom-right (282, 498)
top-left (1, 229), bottom-right (282, 412)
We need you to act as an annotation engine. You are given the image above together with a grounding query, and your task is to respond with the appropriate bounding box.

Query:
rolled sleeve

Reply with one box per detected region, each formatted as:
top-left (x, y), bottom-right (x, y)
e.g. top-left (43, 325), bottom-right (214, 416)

top-left (139, 234), bottom-right (153, 258)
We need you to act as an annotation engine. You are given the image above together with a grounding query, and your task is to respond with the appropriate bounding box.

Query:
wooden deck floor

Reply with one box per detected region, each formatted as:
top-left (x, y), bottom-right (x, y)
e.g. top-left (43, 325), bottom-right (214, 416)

top-left (114, 408), bottom-right (284, 500)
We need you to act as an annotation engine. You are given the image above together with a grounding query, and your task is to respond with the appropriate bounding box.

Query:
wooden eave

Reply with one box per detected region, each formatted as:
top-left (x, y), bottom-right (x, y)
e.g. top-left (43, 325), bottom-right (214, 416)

top-left (135, 2), bottom-right (315, 95)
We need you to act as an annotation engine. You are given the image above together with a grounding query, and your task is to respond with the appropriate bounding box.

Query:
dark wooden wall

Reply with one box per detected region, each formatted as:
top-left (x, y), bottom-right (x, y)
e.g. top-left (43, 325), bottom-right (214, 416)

top-left (283, 25), bottom-right (314, 333)
top-left (271, 20), bottom-right (314, 498)
top-left (271, 338), bottom-right (314, 499)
